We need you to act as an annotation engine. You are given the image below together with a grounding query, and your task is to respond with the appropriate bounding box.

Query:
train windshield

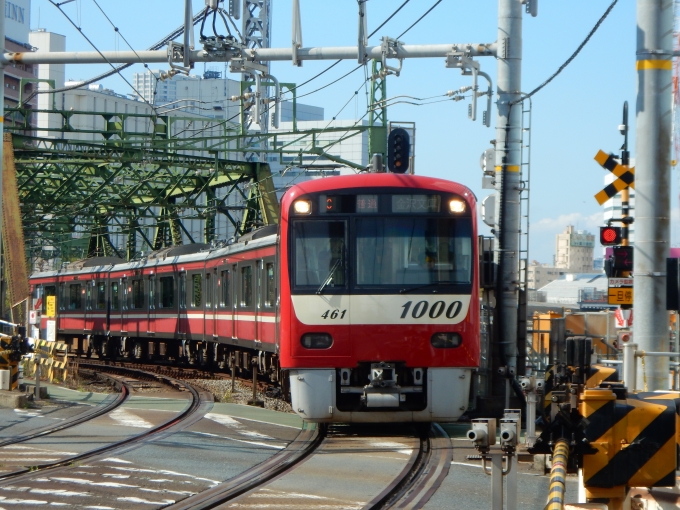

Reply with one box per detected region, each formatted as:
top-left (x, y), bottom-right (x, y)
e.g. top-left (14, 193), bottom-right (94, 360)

top-left (293, 221), bottom-right (346, 289)
top-left (356, 217), bottom-right (472, 288)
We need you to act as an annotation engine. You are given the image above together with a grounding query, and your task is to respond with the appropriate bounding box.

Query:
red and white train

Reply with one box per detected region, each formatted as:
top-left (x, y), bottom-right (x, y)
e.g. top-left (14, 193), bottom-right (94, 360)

top-left (31, 173), bottom-right (479, 422)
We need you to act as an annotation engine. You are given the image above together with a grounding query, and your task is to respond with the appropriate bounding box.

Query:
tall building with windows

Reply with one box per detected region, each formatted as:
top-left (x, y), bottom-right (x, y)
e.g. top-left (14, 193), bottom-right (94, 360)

top-left (555, 225), bottom-right (595, 273)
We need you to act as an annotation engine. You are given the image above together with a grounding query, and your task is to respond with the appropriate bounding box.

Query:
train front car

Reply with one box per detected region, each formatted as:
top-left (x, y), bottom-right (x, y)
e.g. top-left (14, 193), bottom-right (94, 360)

top-left (279, 173), bottom-right (480, 423)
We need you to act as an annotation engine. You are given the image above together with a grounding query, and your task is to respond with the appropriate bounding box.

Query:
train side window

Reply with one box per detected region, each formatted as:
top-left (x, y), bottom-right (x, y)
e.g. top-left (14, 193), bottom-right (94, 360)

top-left (160, 276), bottom-right (174, 308)
top-left (131, 279), bottom-right (144, 309)
top-left (264, 263), bottom-right (275, 308)
top-left (191, 274), bottom-right (202, 308)
top-left (86, 282), bottom-right (92, 310)
top-left (122, 279), bottom-right (129, 310)
top-left (241, 266), bottom-right (253, 307)
top-left (179, 273), bottom-right (187, 309)
top-left (111, 282), bottom-right (120, 310)
top-left (96, 281), bottom-right (106, 310)
top-left (58, 283), bottom-right (65, 310)
top-left (43, 286), bottom-right (56, 313)
top-left (205, 273), bottom-right (212, 308)
top-left (69, 284), bottom-right (83, 310)
top-left (149, 275), bottom-right (156, 310)
top-left (219, 270), bottom-right (230, 307)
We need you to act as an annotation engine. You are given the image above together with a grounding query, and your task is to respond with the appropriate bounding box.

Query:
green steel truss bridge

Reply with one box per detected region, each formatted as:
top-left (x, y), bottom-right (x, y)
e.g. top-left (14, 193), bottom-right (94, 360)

top-left (6, 103), bottom-right (370, 264)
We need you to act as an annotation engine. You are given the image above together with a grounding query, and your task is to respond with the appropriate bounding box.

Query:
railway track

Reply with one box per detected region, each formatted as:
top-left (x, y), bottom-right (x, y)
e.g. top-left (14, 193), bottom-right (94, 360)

top-left (162, 423), bottom-right (450, 510)
top-left (0, 365), bottom-right (213, 485)
top-left (0, 370), bottom-right (129, 448)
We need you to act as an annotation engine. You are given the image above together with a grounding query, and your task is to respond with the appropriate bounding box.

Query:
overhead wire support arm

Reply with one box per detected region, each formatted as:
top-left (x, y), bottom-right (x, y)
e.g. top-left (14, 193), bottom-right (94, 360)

top-left (2, 43), bottom-right (496, 65)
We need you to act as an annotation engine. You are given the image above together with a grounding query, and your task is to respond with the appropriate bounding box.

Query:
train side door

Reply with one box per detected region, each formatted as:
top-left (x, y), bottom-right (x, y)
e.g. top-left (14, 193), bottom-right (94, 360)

top-left (217, 266), bottom-right (231, 341)
top-left (254, 260), bottom-right (262, 342)
top-left (121, 277), bottom-right (129, 334)
top-left (211, 268), bottom-right (219, 340)
top-left (178, 271), bottom-right (187, 339)
top-left (231, 264), bottom-right (237, 339)
top-left (84, 279), bottom-right (94, 333)
top-left (204, 270), bottom-right (213, 339)
top-left (148, 274), bottom-right (156, 336)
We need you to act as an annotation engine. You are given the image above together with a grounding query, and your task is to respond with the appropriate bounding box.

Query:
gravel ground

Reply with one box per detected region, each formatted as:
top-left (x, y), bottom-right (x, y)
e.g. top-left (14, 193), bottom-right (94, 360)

top-left (188, 378), bottom-right (294, 413)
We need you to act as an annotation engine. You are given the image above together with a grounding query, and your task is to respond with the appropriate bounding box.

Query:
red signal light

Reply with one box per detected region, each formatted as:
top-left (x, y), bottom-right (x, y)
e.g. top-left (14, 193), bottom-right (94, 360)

top-left (600, 226), bottom-right (621, 246)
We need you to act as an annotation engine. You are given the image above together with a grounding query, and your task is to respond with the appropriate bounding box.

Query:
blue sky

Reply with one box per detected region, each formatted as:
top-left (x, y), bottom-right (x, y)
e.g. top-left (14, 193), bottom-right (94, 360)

top-left (29, 0), bottom-right (656, 264)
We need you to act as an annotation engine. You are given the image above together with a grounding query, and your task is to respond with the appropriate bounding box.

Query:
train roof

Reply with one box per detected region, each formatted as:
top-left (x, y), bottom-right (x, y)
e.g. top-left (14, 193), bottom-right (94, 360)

top-left (31, 226), bottom-right (278, 279)
top-left (284, 173), bottom-right (476, 200)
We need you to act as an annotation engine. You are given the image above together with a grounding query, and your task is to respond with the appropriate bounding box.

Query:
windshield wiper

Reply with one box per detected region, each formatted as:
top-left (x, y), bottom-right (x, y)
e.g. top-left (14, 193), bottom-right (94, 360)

top-left (399, 281), bottom-right (455, 294)
top-left (316, 258), bottom-right (343, 295)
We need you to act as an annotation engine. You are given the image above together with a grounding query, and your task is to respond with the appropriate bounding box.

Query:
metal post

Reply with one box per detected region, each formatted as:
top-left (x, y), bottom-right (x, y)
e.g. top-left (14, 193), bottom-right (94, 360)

top-left (491, 453), bottom-right (503, 509)
top-left (634, 0), bottom-right (673, 390)
top-left (0, 0), bottom-right (5, 325)
top-left (494, 0), bottom-right (523, 391)
top-left (506, 454), bottom-right (517, 510)
top-left (623, 342), bottom-right (638, 391)
top-left (525, 389), bottom-right (537, 447)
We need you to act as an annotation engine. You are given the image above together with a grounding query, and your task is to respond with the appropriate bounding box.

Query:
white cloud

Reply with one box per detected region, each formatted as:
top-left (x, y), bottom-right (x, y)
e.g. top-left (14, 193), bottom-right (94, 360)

top-left (531, 212), bottom-right (602, 234)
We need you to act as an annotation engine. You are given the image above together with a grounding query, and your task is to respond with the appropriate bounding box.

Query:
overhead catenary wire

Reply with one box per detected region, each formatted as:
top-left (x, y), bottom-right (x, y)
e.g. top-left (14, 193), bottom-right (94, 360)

top-left (512, 0), bottom-right (619, 105)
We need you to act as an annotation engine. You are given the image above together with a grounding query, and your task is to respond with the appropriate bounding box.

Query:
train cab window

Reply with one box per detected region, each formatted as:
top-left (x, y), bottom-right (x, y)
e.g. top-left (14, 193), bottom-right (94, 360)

top-left (96, 282), bottom-right (106, 310)
top-left (241, 266), bottom-right (253, 307)
top-left (219, 270), bottom-right (230, 307)
top-left (131, 279), bottom-right (145, 309)
top-left (111, 282), bottom-right (120, 310)
top-left (355, 217), bottom-right (473, 287)
top-left (149, 275), bottom-right (156, 310)
top-left (293, 221), bottom-right (346, 290)
top-left (69, 284), bottom-right (83, 310)
top-left (42, 286), bottom-right (56, 314)
top-left (179, 273), bottom-right (187, 309)
top-left (265, 263), bottom-right (276, 307)
top-left (191, 274), bottom-right (202, 308)
top-left (160, 276), bottom-right (174, 308)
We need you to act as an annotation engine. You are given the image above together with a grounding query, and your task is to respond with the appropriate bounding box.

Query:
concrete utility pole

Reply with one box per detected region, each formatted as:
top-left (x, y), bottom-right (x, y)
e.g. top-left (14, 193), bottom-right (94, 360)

top-left (494, 0), bottom-right (522, 388)
top-left (634, 0), bottom-right (673, 391)
top-left (0, 0), bottom-right (5, 311)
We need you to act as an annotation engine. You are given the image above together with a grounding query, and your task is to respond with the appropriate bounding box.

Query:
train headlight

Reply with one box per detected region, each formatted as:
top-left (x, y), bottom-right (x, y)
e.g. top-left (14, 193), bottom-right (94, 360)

top-left (431, 332), bottom-right (462, 348)
top-left (293, 199), bottom-right (312, 214)
top-left (301, 333), bottom-right (333, 349)
top-left (448, 199), bottom-right (466, 213)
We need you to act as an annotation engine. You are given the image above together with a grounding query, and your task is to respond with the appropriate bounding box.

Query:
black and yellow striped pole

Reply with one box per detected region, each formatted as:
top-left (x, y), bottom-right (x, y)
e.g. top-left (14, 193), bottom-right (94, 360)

top-left (544, 439), bottom-right (569, 510)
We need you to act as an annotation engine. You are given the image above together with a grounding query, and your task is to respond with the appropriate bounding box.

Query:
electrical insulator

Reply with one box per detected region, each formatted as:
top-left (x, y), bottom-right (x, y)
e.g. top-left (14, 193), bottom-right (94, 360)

top-left (205, 0), bottom-right (220, 9)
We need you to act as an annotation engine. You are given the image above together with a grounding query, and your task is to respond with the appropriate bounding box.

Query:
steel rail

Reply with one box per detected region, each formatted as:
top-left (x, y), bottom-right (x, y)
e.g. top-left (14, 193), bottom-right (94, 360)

top-left (0, 364), bottom-right (212, 484)
top-left (164, 422), bottom-right (325, 509)
top-left (366, 423), bottom-right (452, 509)
top-left (0, 370), bottom-right (129, 448)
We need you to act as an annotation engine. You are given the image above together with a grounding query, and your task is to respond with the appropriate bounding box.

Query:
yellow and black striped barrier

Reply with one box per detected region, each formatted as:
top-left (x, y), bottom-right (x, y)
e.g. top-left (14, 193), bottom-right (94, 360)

top-left (579, 388), bottom-right (677, 501)
top-left (544, 439), bottom-right (569, 510)
top-left (0, 336), bottom-right (18, 390)
top-left (25, 339), bottom-right (68, 384)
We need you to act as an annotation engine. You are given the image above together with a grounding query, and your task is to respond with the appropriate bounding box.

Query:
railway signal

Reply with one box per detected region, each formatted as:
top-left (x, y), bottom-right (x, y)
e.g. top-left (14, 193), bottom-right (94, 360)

top-left (387, 128), bottom-right (410, 173)
top-left (599, 226), bottom-right (621, 246)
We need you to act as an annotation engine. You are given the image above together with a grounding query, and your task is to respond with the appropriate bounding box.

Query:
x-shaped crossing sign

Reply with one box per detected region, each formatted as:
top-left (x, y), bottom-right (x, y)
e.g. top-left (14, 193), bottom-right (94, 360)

top-left (594, 150), bottom-right (635, 205)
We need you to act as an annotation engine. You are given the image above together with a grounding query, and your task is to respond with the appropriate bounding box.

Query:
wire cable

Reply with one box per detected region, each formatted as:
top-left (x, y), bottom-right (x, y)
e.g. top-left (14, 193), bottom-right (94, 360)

top-left (396, 0), bottom-right (443, 40)
top-left (513, 0), bottom-right (619, 104)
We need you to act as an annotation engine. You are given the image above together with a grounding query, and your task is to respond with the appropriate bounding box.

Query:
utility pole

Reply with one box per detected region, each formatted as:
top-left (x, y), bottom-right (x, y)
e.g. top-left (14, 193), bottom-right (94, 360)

top-left (493, 0), bottom-right (523, 397)
top-left (0, 0), bottom-right (5, 325)
top-left (634, 0), bottom-right (673, 390)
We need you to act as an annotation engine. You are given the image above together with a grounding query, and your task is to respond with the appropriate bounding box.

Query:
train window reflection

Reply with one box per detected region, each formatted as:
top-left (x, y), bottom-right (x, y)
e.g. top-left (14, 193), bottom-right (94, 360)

top-left (69, 284), bottom-right (82, 310)
top-left (241, 266), bottom-right (253, 307)
top-left (111, 282), bottom-right (119, 310)
top-left (160, 276), bottom-right (174, 308)
top-left (265, 263), bottom-right (276, 307)
top-left (220, 270), bottom-right (230, 307)
top-left (356, 217), bottom-right (472, 287)
top-left (192, 274), bottom-right (202, 308)
top-left (293, 221), bottom-right (346, 289)
top-left (131, 280), bottom-right (144, 309)
top-left (96, 282), bottom-right (106, 310)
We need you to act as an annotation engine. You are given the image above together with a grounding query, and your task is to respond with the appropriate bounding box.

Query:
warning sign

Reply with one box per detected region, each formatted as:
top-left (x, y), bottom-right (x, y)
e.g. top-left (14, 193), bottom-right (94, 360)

top-left (45, 296), bottom-right (56, 318)
top-left (609, 287), bottom-right (633, 306)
